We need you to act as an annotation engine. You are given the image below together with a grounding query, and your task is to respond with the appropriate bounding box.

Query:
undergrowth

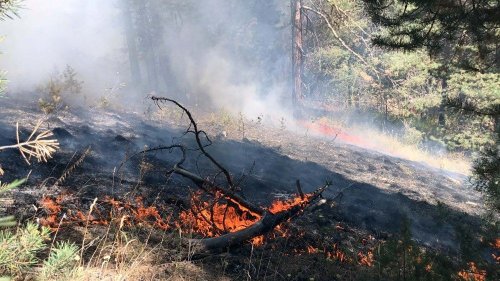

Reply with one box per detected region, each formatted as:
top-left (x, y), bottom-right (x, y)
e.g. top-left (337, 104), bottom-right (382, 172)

top-left (0, 223), bottom-right (80, 280)
top-left (38, 65), bottom-right (83, 115)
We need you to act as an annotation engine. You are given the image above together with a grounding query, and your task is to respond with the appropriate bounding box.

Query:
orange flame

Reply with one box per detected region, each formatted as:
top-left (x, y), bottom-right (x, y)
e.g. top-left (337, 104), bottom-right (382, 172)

top-left (179, 191), bottom-right (313, 246)
top-left (39, 195), bottom-right (171, 231)
top-left (39, 196), bottom-right (63, 227)
top-left (39, 191), bottom-right (315, 248)
top-left (307, 245), bottom-right (319, 254)
top-left (132, 197), bottom-right (170, 230)
top-left (493, 238), bottom-right (500, 249)
top-left (326, 244), bottom-right (348, 263)
top-left (178, 192), bottom-right (260, 237)
top-left (251, 235), bottom-right (264, 246)
top-left (358, 250), bottom-right (374, 267)
top-left (268, 194), bottom-right (311, 214)
top-left (425, 263), bottom-right (433, 273)
top-left (458, 262), bottom-right (486, 281)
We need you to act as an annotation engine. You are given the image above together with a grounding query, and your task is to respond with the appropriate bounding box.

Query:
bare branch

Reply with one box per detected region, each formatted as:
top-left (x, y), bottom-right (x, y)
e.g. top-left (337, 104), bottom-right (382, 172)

top-left (172, 164), bottom-right (265, 216)
top-left (151, 96), bottom-right (235, 190)
top-left (302, 5), bottom-right (380, 80)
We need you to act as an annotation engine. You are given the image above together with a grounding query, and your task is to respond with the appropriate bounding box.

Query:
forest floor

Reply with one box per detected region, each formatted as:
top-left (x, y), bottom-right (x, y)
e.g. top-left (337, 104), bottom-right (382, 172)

top-left (0, 96), bottom-right (497, 280)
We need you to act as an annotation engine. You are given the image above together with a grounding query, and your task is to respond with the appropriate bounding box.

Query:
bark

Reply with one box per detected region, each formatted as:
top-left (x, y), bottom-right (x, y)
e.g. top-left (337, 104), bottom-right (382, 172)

top-left (142, 2), bottom-right (159, 92)
top-left (291, 0), bottom-right (304, 117)
top-left (122, 0), bottom-right (142, 89)
top-left (438, 78), bottom-right (447, 127)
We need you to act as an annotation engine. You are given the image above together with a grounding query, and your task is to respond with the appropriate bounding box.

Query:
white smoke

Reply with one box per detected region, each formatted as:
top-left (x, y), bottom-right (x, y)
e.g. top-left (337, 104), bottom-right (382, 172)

top-left (0, 0), bottom-right (123, 95)
top-left (0, 0), bottom-right (292, 120)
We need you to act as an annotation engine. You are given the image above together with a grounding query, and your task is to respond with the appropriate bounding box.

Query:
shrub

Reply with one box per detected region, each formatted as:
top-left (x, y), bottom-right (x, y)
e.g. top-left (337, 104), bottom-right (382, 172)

top-left (0, 222), bottom-right (50, 275)
top-left (471, 135), bottom-right (500, 214)
top-left (38, 65), bottom-right (84, 114)
top-left (40, 241), bottom-right (80, 281)
top-left (402, 125), bottom-right (424, 146)
top-left (0, 224), bottom-right (80, 280)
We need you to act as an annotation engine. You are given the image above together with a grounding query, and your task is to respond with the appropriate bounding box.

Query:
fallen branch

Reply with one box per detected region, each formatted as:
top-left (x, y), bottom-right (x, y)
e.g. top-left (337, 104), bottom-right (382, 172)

top-left (172, 164), bottom-right (265, 216)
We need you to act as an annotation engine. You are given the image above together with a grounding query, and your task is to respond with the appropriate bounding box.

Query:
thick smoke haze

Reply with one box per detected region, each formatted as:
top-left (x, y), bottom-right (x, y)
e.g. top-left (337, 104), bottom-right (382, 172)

top-left (0, 0), bottom-right (293, 121)
top-left (0, 0), bottom-right (124, 96)
top-left (0, 1), bottom-right (470, 175)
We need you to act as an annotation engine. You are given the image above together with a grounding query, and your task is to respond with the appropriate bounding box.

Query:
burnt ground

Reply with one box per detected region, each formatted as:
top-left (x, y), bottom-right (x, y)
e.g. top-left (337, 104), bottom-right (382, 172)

top-left (0, 96), bottom-right (493, 279)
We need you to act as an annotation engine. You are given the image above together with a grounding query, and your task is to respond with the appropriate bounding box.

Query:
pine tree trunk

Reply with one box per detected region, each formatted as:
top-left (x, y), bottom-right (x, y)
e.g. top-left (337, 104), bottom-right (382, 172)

top-left (291, 0), bottom-right (303, 118)
top-left (122, 0), bottom-right (142, 90)
top-left (438, 78), bottom-right (447, 127)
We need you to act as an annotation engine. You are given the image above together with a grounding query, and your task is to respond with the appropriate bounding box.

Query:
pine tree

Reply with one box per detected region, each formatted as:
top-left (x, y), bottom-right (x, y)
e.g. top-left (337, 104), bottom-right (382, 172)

top-left (361, 0), bottom-right (499, 73)
top-left (0, 0), bottom-right (22, 21)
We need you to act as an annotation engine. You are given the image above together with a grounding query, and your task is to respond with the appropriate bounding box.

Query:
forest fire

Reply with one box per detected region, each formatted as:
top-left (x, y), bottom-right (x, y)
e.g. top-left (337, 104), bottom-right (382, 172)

top-left (38, 190), bottom-right (316, 247)
top-left (298, 119), bottom-right (370, 148)
top-left (38, 195), bottom-right (172, 231)
top-left (0, 0), bottom-right (496, 279)
top-left (458, 262), bottom-right (487, 281)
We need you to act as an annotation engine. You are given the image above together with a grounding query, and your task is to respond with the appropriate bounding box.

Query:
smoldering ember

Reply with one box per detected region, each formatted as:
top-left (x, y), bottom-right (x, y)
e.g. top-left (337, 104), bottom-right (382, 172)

top-left (0, 1), bottom-right (498, 281)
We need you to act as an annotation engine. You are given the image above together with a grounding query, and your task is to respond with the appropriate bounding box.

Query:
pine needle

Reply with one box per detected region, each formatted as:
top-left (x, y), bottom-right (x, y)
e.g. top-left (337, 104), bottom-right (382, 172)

top-left (53, 146), bottom-right (91, 187)
top-left (0, 120), bottom-right (60, 165)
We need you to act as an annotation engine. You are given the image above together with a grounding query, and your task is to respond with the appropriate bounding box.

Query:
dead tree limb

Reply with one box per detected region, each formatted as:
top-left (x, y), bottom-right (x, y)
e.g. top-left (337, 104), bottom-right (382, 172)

top-left (151, 96), bottom-right (235, 190)
top-left (301, 5), bottom-right (380, 81)
top-left (296, 179), bottom-right (304, 199)
top-left (172, 164), bottom-right (265, 216)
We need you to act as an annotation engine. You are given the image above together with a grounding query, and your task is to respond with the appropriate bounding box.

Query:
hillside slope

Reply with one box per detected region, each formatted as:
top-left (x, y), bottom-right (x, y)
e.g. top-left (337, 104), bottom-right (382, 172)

top-left (0, 96), bottom-right (484, 253)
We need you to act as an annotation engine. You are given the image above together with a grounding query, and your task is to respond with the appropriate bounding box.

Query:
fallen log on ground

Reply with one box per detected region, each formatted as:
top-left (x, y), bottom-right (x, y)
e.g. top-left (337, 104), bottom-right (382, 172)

top-left (187, 183), bottom-right (330, 253)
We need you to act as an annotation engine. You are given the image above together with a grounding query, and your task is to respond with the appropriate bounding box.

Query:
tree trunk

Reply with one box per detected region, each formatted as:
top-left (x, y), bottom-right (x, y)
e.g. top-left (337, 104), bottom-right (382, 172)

top-left (291, 0), bottom-right (303, 118)
top-left (438, 78), bottom-right (447, 127)
top-left (122, 0), bottom-right (142, 90)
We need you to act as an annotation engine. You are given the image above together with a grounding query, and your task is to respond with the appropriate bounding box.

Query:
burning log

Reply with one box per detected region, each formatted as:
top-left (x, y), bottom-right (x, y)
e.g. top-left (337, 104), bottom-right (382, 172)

top-left (187, 183), bottom-right (330, 253)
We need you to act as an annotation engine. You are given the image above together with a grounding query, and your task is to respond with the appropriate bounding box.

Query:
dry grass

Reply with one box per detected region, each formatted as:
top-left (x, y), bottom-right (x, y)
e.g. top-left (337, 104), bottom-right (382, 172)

top-left (291, 115), bottom-right (471, 176)
top-left (340, 124), bottom-right (471, 175)
top-left (61, 209), bottom-right (220, 281)
top-left (46, 152), bottom-right (217, 281)
top-left (203, 110), bottom-right (471, 175)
